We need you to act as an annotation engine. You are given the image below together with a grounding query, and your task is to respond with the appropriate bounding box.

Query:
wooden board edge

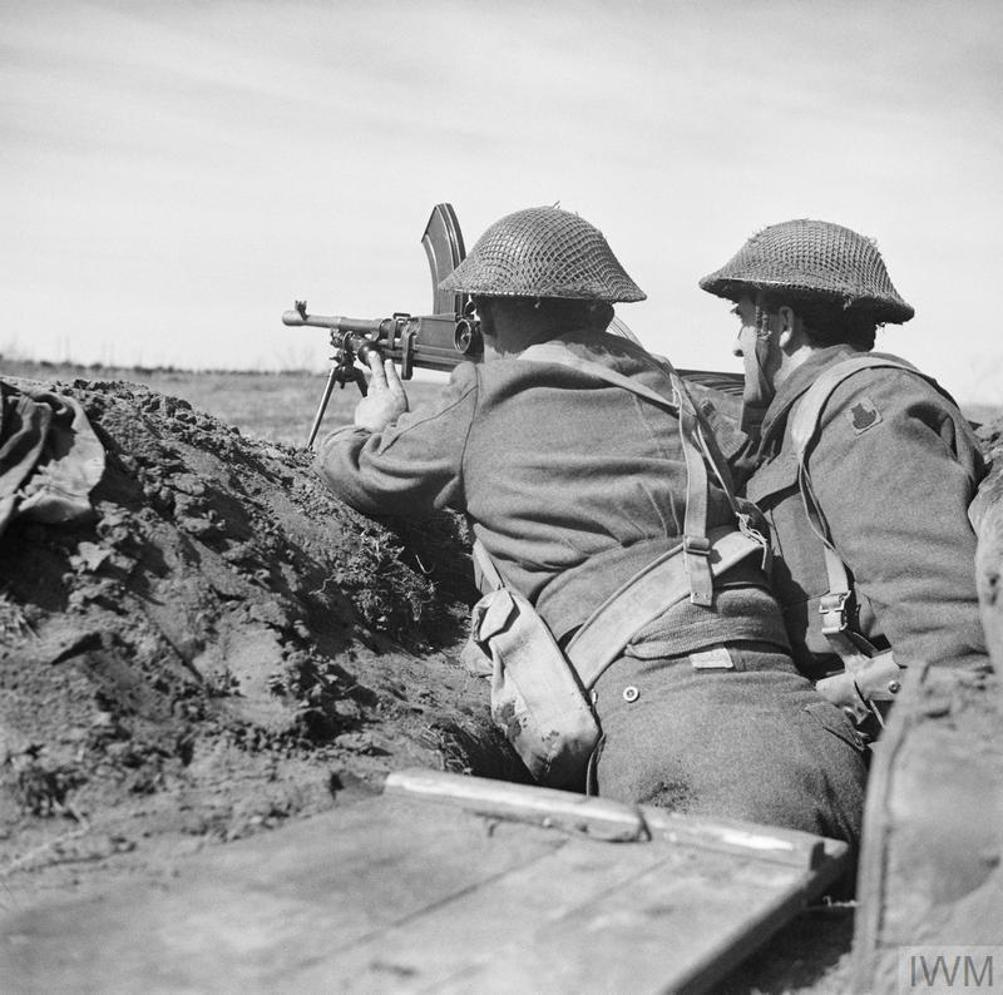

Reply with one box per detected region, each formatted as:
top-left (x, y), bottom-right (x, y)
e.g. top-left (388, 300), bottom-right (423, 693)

top-left (669, 843), bottom-right (851, 994)
top-left (386, 768), bottom-right (847, 872)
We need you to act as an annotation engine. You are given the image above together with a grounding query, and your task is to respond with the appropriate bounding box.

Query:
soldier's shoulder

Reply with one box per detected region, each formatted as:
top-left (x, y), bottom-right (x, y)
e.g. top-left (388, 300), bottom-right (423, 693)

top-left (821, 358), bottom-right (953, 425)
top-left (798, 364), bottom-right (976, 469)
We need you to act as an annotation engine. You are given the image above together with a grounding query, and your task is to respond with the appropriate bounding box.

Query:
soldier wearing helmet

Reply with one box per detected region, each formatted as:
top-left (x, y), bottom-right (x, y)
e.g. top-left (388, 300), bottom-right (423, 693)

top-left (700, 220), bottom-right (988, 719)
top-left (317, 206), bottom-right (867, 848)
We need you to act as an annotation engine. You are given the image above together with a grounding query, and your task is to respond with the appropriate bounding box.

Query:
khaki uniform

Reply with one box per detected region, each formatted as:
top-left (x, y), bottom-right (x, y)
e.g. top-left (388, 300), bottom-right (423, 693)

top-left (745, 345), bottom-right (988, 680)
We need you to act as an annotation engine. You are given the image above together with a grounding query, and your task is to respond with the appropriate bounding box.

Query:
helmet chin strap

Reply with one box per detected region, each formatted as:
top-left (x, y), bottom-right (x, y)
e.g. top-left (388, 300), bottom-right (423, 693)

top-left (739, 309), bottom-right (776, 437)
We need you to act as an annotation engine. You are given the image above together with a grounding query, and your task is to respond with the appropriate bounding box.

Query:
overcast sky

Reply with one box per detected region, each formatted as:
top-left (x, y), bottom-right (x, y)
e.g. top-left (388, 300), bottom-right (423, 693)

top-left (3, 0), bottom-right (1002, 401)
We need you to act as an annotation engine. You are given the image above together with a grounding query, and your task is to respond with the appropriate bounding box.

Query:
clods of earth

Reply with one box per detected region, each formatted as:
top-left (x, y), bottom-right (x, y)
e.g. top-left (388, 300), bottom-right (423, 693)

top-left (0, 376), bottom-right (531, 903)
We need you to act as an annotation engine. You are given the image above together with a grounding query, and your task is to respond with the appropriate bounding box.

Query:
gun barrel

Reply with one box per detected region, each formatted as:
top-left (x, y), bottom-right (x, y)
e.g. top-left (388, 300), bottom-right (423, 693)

top-left (282, 310), bottom-right (387, 335)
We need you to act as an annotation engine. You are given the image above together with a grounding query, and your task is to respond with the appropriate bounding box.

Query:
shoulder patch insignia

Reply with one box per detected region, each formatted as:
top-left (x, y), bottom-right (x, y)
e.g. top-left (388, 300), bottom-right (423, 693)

top-left (847, 397), bottom-right (882, 434)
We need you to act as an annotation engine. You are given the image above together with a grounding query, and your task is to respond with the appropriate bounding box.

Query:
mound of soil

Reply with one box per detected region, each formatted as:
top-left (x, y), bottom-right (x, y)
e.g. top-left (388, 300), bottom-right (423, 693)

top-left (0, 377), bottom-right (523, 899)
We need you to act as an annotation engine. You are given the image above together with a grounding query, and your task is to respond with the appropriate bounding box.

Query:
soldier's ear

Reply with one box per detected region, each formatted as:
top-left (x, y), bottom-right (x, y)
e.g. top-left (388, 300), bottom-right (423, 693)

top-left (777, 306), bottom-right (799, 350)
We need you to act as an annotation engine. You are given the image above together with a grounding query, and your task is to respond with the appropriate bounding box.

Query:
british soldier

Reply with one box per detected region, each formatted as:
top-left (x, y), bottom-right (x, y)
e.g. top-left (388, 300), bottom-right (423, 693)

top-left (699, 219), bottom-right (989, 711)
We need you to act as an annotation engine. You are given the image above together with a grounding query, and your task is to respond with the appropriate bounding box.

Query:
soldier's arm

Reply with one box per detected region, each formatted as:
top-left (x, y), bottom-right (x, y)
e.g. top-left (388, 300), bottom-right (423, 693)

top-left (808, 369), bottom-right (987, 669)
top-left (314, 362), bottom-right (479, 518)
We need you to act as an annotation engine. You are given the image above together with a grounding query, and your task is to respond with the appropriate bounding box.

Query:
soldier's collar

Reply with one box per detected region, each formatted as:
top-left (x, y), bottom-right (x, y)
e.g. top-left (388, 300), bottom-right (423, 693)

top-left (758, 345), bottom-right (863, 445)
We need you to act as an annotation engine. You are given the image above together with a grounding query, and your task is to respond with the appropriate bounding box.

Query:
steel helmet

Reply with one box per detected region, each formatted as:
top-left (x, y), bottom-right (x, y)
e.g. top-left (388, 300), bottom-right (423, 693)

top-left (699, 219), bottom-right (913, 324)
top-left (438, 206), bottom-right (646, 303)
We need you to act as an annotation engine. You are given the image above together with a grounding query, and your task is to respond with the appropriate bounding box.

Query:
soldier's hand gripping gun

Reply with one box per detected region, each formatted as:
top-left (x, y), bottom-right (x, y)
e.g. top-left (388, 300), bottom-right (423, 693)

top-left (283, 203), bottom-right (483, 448)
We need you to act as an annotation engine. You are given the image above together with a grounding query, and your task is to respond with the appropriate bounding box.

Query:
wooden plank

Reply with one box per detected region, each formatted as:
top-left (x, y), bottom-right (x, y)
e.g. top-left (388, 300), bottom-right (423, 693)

top-left (479, 844), bottom-right (841, 995)
top-left (388, 767), bottom-right (826, 869)
top-left (293, 819), bottom-right (843, 994)
top-left (1, 795), bottom-right (564, 991)
top-left (3, 774), bottom-right (848, 994)
top-left (292, 822), bottom-right (692, 993)
top-left (641, 805), bottom-right (825, 870)
top-left (385, 767), bottom-right (648, 841)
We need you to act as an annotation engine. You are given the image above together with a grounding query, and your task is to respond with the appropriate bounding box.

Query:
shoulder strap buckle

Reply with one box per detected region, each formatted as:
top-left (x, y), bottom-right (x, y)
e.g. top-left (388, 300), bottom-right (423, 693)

top-left (682, 533), bottom-right (713, 605)
top-left (682, 534), bottom-right (711, 555)
top-left (818, 590), bottom-right (851, 635)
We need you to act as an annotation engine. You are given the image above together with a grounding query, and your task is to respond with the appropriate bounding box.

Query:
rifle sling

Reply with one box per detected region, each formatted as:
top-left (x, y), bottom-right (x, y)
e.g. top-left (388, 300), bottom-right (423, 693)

top-left (519, 341), bottom-right (738, 607)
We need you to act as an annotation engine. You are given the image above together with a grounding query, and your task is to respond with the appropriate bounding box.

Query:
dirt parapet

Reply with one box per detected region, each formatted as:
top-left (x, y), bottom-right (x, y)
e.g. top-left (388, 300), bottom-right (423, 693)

top-left (0, 378), bottom-right (511, 892)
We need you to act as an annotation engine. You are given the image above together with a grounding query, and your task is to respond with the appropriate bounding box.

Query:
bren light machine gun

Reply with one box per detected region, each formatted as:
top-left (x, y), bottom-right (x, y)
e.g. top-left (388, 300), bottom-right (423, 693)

top-left (283, 204), bottom-right (482, 448)
top-left (284, 202), bottom-right (743, 448)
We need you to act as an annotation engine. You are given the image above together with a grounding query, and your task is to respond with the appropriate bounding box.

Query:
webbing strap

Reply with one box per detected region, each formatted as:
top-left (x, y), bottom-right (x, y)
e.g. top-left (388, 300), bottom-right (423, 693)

top-left (469, 341), bottom-right (766, 682)
top-left (518, 342), bottom-right (680, 412)
top-left (667, 365), bottom-right (772, 598)
top-left (787, 355), bottom-right (928, 665)
top-left (471, 535), bottom-right (505, 593)
top-left (678, 398), bottom-right (713, 605)
top-left (473, 529), bottom-right (763, 691)
top-left (684, 389), bottom-right (741, 512)
top-left (818, 542), bottom-right (880, 665)
top-left (789, 354), bottom-right (925, 463)
top-left (472, 342), bottom-right (765, 683)
top-left (566, 527), bottom-right (763, 688)
top-left (518, 341), bottom-right (743, 513)
top-left (519, 341), bottom-right (737, 605)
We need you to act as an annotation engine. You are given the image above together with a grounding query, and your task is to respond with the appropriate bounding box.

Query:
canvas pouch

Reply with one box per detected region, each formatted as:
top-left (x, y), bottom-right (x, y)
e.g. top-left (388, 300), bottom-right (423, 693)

top-left (469, 586), bottom-right (600, 791)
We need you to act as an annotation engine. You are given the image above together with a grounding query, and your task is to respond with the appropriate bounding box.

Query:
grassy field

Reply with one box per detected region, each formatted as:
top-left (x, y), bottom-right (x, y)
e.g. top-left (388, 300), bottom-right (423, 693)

top-left (1, 360), bottom-right (448, 448)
